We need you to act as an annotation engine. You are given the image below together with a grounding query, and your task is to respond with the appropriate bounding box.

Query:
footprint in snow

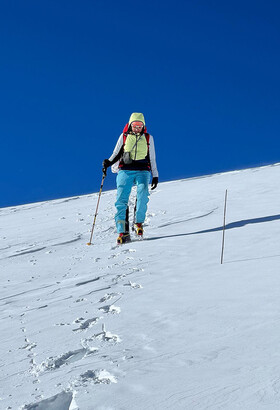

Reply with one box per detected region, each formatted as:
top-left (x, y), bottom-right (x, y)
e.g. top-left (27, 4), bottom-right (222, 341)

top-left (124, 281), bottom-right (143, 289)
top-left (99, 304), bottom-right (121, 314)
top-left (79, 369), bottom-right (117, 385)
top-left (35, 347), bottom-right (98, 373)
top-left (99, 292), bottom-right (122, 303)
top-left (20, 338), bottom-right (37, 351)
top-left (89, 324), bottom-right (121, 343)
top-left (72, 317), bottom-right (100, 332)
top-left (112, 274), bottom-right (127, 283)
top-left (74, 297), bottom-right (87, 303)
top-left (108, 253), bottom-right (118, 259)
top-left (108, 248), bottom-right (136, 259)
top-left (70, 369), bottom-right (117, 389)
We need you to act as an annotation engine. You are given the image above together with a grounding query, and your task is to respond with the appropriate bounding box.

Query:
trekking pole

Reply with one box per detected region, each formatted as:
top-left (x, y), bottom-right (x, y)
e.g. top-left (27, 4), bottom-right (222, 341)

top-left (220, 189), bottom-right (228, 264)
top-left (87, 169), bottom-right (107, 246)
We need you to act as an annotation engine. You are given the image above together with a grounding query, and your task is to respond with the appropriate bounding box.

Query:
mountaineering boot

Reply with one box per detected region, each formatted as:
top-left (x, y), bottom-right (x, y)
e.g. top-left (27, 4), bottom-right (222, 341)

top-left (117, 233), bottom-right (131, 245)
top-left (134, 223), bottom-right (143, 236)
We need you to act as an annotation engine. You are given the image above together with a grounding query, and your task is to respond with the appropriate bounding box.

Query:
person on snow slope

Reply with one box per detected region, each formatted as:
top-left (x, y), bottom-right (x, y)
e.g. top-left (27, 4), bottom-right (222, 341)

top-left (102, 112), bottom-right (159, 244)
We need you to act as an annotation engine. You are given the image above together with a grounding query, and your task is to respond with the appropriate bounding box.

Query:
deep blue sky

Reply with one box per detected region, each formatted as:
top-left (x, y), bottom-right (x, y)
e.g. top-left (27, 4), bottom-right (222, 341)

top-left (1, 0), bottom-right (279, 207)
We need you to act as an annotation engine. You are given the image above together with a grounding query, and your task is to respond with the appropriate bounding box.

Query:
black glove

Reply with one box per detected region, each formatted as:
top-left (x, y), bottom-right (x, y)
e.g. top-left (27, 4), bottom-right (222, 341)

top-left (102, 159), bottom-right (112, 173)
top-left (151, 177), bottom-right (158, 190)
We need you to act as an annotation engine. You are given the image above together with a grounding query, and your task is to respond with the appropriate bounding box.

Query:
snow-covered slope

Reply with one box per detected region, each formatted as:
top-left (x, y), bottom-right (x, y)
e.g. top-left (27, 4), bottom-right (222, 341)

top-left (1, 164), bottom-right (280, 410)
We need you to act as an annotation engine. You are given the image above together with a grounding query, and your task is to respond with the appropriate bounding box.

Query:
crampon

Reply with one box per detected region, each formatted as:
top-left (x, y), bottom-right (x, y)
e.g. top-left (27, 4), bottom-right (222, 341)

top-left (134, 223), bottom-right (143, 236)
top-left (117, 233), bottom-right (131, 245)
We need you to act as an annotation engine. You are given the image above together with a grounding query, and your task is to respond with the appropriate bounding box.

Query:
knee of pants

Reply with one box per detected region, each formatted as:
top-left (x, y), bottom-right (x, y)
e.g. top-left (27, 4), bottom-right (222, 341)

top-left (137, 184), bottom-right (149, 201)
top-left (116, 184), bottom-right (131, 204)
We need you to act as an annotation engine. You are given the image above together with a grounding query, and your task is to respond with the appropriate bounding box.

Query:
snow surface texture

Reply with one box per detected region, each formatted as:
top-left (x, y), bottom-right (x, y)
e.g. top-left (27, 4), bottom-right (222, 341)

top-left (1, 164), bottom-right (280, 409)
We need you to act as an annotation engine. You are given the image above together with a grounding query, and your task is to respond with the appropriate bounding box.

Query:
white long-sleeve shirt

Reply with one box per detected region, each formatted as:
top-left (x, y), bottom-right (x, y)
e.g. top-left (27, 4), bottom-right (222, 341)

top-left (109, 133), bottom-right (159, 178)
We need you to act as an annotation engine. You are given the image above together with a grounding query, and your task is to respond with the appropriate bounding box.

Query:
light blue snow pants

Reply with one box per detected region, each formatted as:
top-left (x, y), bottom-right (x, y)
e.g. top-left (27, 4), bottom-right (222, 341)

top-left (115, 170), bottom-right (151, 233)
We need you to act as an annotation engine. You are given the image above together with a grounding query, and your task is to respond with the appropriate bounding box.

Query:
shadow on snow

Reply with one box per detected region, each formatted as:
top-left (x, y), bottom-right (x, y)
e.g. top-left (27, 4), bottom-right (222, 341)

top-left (147, 213), bottom-right (280, 242)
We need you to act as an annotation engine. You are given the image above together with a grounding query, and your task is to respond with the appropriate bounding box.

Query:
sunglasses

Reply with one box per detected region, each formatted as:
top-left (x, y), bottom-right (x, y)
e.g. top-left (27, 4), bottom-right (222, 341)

top-left (131, 123), bottom-right (144, 128)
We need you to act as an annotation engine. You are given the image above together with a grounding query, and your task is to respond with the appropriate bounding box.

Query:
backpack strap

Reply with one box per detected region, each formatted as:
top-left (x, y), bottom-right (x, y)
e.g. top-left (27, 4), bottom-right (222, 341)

top-left (123, 123), bottom-right (129, 134)
top-left (122, 123), bottom-right (129, 145)
top-left (144, 132), bottom-right (150, 147)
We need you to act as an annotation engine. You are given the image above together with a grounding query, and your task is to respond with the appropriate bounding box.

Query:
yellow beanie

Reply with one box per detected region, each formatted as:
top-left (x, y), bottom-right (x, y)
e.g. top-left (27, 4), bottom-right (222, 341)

top-left (129, 112), bottom-right (145, 126)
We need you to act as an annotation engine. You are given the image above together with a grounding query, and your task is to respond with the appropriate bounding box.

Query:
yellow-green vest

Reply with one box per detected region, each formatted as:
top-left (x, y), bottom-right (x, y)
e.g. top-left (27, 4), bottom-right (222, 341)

top-left (124, 133), bottom-right (148, 161)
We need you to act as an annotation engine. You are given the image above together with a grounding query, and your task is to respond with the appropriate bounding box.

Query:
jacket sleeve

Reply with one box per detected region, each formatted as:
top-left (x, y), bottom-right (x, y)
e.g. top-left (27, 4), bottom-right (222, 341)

top-left (108, 134), bottom-right (123, 164)
top-left (149, 135), bottom-right (159, 178)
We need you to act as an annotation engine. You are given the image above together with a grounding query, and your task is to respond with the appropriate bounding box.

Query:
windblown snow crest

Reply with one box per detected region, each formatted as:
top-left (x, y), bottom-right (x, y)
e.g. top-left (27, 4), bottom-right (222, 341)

top-left (21, 391), bottom-right (74, 410)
